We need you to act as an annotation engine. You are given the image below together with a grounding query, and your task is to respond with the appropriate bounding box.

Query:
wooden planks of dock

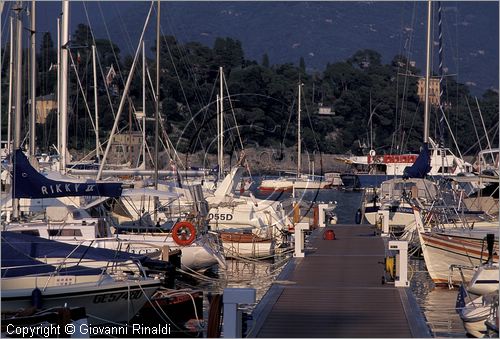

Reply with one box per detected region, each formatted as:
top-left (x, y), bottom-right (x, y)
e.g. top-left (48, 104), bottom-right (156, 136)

top-left (249, 224), bottom-right (431, 338)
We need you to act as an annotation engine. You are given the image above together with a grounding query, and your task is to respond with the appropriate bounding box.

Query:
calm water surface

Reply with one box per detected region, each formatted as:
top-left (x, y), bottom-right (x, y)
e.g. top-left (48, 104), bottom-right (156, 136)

top-left (185, 187), bottom-right (466, 337)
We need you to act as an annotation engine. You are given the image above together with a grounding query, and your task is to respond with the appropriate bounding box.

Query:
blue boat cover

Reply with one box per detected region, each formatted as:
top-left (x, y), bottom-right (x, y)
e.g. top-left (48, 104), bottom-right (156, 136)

top-left (403, 143), bottom-right (431, 179)
top-left (12, 149), bottom-right (123, 199)
top-left (1, 232), bottom-right (152, 278)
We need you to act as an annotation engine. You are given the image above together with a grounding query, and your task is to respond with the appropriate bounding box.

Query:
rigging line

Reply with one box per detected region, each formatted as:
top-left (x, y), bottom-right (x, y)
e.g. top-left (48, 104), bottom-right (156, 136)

top-left (163, 6), bottom-right (223, 125)
top-left (397, 2), bottom-right (417, 153)
top-left (282, 94), bottom-right (296, 147)
top-left (300, 85), bottom-right (320, 152)
top-left (158, 25), bottom-right (208, 154)
top-left (97, 2), bottom-right (128, 90)
top-left (222, 71), bottom-right (244, 152)
top-left (462, 121), bottom-right (499, 157)
top-left (161, 8), bottom-right (210, 115)
top-left (82, 2), bottom-right (118, 121)
top-left (67, 51), bottom-right (98, 143)
top-left (144, 61), bottom-right (180, 167)
top-left (97, 1), bottom-right (154, 180)
top-left (198, 75), bottom-right (218, 145)
top-left (475, 96), bottom-right (492, 151)
top-left (437, 103), bottom-right (464, 160)
top-left (112, 2), bottom-right (137, 62)
top-left (465, 96), bottom-right (483, 154)
top-left (402, 101), bottom-right (420, 153)
top-left (90, 3), bottom-right (141, 136)
top-left (392, 2), bottom-right (410, 153)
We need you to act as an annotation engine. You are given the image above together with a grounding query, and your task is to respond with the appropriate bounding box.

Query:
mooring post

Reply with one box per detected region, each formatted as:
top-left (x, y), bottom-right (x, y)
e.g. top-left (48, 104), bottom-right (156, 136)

top-left (223, 288), bottom-right (256, 338)
top-left (294, 222), bottom-right (309, 257)
top-left (379, 209), bottom-right (390, 237)
top-left (388, 241), bottom-right (409, 287)
top-left (317, 203), bottom-right (329, 227)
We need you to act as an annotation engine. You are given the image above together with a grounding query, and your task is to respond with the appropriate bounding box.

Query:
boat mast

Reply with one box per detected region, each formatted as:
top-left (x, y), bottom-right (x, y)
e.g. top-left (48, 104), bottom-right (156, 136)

top-left (97, 3), bottom-right (153, 180)
top-left (297, 83), bottom-right (302, 178)
top-left (219, 66), bottom-right (224, 180)
top-left (29, 0), bottom-right (36, 159)
top-left (423, 0), bottom-right (431, 144)
top-left (437, 1), bottom-right (445, 175)
top-left (7, 17), bottom-right (13, 155)
top-left (12, 1), bottom-right (23, 219)
top-left (142, 40), bottom-right (146, 169)
top-left (154, 0), bottom-right (160, 224)
top-left (56, 15), bottom-right (60, 159)
top-left (216, 93), bottom-right (220, 177)
top-left (92, 45), bottom-right (100, 161)
top-left (60, 0), bottom-right (69, 173)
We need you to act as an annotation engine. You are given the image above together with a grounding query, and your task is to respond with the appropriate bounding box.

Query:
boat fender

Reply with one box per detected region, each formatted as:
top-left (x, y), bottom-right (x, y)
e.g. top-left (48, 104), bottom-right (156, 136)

top-left (31, 287), bottom-right (42, 309)
top-left (172, 221), bottom-right (196, 246)
top-left (323, 229), bottom-right (336, 240)
top-left (355, 209), bottom-right (362, 224)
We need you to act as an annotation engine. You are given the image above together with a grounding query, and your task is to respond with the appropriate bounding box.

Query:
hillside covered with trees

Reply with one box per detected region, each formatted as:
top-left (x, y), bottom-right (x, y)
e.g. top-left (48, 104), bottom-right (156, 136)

top-left (1, 24), bottom-right (498, 161)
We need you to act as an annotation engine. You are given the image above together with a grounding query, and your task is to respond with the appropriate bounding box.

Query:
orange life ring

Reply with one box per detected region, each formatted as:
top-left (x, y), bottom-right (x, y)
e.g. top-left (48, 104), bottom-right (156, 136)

top-left (171, 221), bottom-right (196, 246)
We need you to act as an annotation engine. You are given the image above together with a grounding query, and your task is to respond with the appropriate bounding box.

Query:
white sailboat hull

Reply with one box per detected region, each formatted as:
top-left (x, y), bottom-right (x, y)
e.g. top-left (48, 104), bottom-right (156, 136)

top-left (420, 232), bottom-right (499, 284)
top-left (2, 276), bottom-right (160, 325)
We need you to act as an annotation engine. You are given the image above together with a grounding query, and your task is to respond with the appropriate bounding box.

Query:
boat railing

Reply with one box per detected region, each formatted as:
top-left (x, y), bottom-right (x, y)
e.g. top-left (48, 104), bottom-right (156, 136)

top-left (448, 264), bottom-right (474, 290)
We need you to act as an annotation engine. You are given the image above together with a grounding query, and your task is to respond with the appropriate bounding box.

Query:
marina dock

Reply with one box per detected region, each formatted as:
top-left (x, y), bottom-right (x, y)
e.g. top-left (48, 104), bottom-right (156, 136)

top-left (249, 224), bottom-right (431, 338)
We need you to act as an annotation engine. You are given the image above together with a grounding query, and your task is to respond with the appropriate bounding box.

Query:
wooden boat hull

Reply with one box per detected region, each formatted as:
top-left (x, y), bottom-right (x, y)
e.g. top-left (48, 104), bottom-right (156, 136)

top-left (220, 232), bottom-right (274, 258)
top-left (420, 232), bottom-right (499, 284)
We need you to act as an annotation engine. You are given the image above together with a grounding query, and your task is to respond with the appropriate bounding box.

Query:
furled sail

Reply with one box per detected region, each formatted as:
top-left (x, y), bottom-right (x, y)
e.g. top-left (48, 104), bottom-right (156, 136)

top-left (12, 149), bottom-right (123, 199)
top-left (403, 143), bottom-right (431, 179)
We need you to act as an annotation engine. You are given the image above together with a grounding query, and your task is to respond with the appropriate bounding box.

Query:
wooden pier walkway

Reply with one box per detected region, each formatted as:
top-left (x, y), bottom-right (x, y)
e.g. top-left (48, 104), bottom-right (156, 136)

top-left (249, 224), bottom-right (431, 338)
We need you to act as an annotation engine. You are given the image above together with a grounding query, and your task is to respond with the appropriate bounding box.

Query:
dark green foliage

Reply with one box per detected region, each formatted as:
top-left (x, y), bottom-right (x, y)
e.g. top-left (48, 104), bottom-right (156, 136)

top-left (23, 26), bottom-right (498, 158)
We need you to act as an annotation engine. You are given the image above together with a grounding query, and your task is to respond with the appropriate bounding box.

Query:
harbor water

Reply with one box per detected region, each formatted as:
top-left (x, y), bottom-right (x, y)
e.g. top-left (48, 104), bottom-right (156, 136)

top-left (190, 187), bottom-right (466, 337)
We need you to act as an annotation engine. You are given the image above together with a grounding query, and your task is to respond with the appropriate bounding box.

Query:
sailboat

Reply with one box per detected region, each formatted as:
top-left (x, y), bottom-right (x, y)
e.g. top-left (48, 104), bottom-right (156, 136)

top-left (1, 231), bottom-right (162, 325)
top-left (259, 83), bottom-right (342, 192)
top-left (408, 1), bottom-right (499, 286)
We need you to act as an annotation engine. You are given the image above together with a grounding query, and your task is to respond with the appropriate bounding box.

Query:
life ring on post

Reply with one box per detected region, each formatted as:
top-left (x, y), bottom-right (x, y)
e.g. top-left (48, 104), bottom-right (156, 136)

top-left (171, 221), bottom-right (196, 246)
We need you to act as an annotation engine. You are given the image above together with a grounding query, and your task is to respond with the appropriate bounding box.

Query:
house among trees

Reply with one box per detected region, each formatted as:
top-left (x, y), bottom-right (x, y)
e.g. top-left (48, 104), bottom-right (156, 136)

top-left (417, 77), bottom-right (441, 106)
top-left (108, 132), bottom-right (143, 166)
top-left (318, 103), bottom-right (334, 116)
top-left (35, 93), bottom-right (57, 124)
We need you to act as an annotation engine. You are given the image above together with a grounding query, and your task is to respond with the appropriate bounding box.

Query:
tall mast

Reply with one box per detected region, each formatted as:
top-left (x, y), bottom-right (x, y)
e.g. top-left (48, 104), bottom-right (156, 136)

top-left (423, 0), bottom-right (431, 144)
top-left (219, 66), bottom-right (224, 180)
top-left (216, 93), bottom-right (220, 177)
top-left (29, 0), bottom-right (36, 158)
top-left (60, 0), bottom-right (69, 173)
top-left (142, 40), bottom-right (146, 169)
top-left (12, 1), bottom-right (23, 219)
top-left (437, 1), bottom-right (446, 175)
top-left (56, 15), bottom-right (60, 160)
top-left (97, 3), bottom-right (153, 179)
top-left (13, 2), bottom-right (23, 152)
top-left (92, 45), bottom-right (99, 161)
top-left (154, 0), bottom-right (160, 224)
top-left (154, 0), bottom-right (160, 190)
top-left (7, 17), bottom-right (14, 155)
top-left (297, 83), bottom-right (302, 178)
